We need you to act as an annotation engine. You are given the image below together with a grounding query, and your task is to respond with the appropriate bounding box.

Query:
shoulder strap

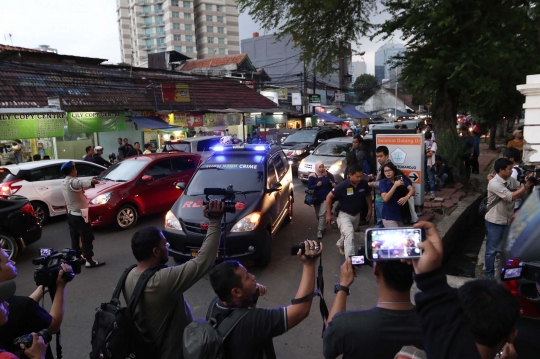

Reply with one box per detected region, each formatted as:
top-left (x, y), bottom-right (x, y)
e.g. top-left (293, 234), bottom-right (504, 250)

top-left (126, 264), bottom-right (167, 315)
top-left (486, 197), bottom-right (503, 213)
top-left (206, 296), bottom-right (220, 321)
top-left (111, 264), bottom-right (137, 305)
top-left (215, 308), bottom-right (251, 340)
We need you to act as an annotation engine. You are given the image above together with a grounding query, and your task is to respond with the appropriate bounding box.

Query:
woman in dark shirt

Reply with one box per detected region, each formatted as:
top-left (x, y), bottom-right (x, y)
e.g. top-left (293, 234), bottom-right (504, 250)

top-left (307, 161), bottom-right (335, 239)
top-left (379, 162), bottom-right (415, 228)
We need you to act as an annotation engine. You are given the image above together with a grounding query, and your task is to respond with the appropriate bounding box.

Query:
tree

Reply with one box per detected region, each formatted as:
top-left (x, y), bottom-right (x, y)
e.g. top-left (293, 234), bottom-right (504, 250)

top-left (236, 0), bottom-right (376, 77)
top-left (353, 74), bottom-right (379, 102)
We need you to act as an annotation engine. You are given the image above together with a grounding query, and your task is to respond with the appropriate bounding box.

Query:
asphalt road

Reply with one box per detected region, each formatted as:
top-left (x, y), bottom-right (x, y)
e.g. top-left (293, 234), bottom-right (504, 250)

top-left (12, 178), bottom-right (379, 359)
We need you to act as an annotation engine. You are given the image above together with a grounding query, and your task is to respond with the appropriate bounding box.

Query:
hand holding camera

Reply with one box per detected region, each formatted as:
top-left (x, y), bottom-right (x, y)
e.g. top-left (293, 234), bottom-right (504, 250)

top-left (203, 200), bottom-right (225, 220)
top-left (56, 263), bottom-right (73, 287)
top-left (291, 240), bottom-right (323, 263)
top-left (14, 330), bottom-right (50, 359)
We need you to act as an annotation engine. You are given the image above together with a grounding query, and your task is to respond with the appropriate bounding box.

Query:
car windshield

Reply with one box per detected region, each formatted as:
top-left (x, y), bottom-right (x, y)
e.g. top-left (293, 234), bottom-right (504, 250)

top-left (97, 160), bottom-right (148, 181)
top-left (186, 157), bottom-right (265, 195)
top-left (313, 142), bottom-right (352, 157)
top-left (165, 143), bottom-right (191, 152)
top-left (282, 131), bottom-right (317, 145)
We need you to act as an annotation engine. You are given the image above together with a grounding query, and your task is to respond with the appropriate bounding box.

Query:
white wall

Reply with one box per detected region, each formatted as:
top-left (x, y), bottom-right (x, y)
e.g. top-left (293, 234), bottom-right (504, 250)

top-left (97, 122), bottom-right (143, 158)
top-left (517, 74), bottom-right (540, 163)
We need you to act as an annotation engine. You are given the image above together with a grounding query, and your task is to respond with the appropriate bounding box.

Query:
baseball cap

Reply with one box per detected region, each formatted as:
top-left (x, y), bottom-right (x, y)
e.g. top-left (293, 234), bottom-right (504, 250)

top-left (0, 280), bottom-right (15, 302)
top-left (60, 161), bottom-right (74, 172)
top-left (94, 146), bottom-right (103, 151)
top-left (513, 129), bottom-right (522, 135)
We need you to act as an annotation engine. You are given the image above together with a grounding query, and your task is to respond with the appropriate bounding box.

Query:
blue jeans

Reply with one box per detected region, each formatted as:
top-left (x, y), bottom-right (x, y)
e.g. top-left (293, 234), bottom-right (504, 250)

top-left (374, 200), bottom-right (384, 228)
top-left (484, 220), bottom-right (507, 277)
top-left (426, 167), bottom-right (436, 193)
top-left (436, 173), bottom-right (448, 190)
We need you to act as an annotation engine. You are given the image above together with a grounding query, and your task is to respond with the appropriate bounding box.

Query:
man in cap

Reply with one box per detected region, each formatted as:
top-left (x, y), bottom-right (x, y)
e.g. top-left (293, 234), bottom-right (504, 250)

top-left (92, 146), bottom-right (112, 168)
top-left (60, 161), bottom-right (105, 268)
top-left (507, 129), bottom-right (524, 154)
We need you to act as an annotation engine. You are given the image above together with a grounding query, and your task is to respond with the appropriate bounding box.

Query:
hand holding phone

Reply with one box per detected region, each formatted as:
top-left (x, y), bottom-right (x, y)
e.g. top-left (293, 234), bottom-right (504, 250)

top-left (365, 227), bottom-right (425, 261)
top-left (410, 222), bottom-right (443, 275)
top-left (340, 258), bottom-right (355, 288)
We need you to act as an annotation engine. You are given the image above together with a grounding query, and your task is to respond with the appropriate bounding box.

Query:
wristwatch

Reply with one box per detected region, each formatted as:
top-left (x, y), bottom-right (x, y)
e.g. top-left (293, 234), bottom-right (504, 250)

top-left (334, 283), bottom-right (350, 296)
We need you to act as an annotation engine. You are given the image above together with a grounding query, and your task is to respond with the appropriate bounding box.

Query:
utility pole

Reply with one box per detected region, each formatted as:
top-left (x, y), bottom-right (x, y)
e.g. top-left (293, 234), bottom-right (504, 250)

top-left (394, 67), bottom-right (399, 122)
top-left (303, 61), bottom-right (308, 115)
top-left (312, 72), bottom-right (317, 115)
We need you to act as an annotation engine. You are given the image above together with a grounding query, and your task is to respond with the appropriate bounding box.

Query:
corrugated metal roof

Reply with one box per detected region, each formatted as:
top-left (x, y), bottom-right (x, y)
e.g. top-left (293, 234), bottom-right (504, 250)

top-left (180, 54), bottom-right (248, 71)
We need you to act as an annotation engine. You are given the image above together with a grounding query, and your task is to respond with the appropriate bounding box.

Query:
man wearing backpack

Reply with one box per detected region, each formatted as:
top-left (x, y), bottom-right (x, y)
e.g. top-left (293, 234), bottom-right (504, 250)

top-left (123, 200), bottom-right (224, 359)
top-left (203, 240), bottom-right (323, 359)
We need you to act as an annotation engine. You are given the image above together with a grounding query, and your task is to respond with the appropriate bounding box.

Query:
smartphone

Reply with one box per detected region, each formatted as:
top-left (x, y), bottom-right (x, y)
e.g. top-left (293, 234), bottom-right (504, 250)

top-left (395, 175), bottom-right (403, 181)
top-left (501, 267), bottom-right (523, 281)
top-left (365, 228), bottom-right (425, 261)
top-left (350, 255), bottom-right (365, 266)
top-left (40, 248), bottom-right (53, 256)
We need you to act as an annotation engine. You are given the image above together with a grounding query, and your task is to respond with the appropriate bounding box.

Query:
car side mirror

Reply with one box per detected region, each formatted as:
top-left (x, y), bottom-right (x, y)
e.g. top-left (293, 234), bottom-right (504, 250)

top-left (141, 175), bottom-right (154, 183)
top-left (317, 139), bottom-right (323, 143)
top-left (176, 182), bottom-right (186, 190)
top-left (309, 150), bottom-right (314, 154)
top-left (268, 182), bottom-right (282, 193)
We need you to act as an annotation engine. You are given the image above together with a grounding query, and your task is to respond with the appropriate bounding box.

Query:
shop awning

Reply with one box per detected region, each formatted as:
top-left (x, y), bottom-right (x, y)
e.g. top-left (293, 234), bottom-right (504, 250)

top-left (128, 116), bottom-right (182, 130)
top-left (315, 112), bottom-right (345, 123)
top-left (338, 106), bottom-right (371, 118)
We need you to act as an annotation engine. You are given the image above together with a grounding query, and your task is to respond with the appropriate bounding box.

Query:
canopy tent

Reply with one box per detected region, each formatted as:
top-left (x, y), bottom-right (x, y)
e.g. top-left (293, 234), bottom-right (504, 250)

top-left (315, 112), bottom-right (346, 123)
top-left (128, 116), bottom-right (182, 130)
top-left (337, 106), bottom-right (371, 119)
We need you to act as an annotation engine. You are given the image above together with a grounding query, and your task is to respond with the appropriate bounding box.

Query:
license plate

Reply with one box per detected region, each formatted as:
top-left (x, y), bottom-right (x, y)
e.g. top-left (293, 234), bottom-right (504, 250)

top-left (190, 249), bottom-right (219, 258)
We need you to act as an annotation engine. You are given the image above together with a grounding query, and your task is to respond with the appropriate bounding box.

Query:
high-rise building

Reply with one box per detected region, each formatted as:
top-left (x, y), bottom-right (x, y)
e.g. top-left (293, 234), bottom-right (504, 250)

top-left (116, 0), bottom-right (240, 67)
top-left (351, 61), bottom-right (366, 84)
top-left (374, 39), bottom-right (407, 83)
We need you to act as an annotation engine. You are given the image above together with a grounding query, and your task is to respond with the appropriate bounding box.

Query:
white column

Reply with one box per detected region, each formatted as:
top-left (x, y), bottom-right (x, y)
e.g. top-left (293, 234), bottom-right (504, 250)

top-left (517, 74), bottom-right (540, 163)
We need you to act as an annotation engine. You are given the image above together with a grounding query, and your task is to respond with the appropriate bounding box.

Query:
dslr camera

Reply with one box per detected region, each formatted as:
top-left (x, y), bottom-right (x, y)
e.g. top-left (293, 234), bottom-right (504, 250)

top-left (516, 164), bottom-right (539, 185)
top-left (33, 248), bottom-right (81, 288)
top-left (203, 185), bottom-right (240, 217)
top-left (13, 329), bottom-right (52, 348)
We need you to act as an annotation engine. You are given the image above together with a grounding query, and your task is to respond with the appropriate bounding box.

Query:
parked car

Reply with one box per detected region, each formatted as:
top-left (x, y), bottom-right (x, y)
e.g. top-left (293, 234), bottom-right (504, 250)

top-left (0, 160), bottom-right (106, 225)
top-left (297, 137), bottom-right (353, 183)
top-left (85, 152), bottom-right (201, 229)
top-left (0, 194), bottom-right (42, 260)
top-left (161, 136), bottom-right (222, 161)
top-left (281, 127), bottom-right (344, 171)
top-left (163, 144), bottom-right (293, 267)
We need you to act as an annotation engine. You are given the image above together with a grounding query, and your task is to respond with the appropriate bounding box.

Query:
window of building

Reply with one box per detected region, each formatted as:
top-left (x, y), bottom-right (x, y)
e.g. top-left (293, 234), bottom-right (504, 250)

top-left (144, 18), bottom-right (152, 25)
top-left (175, 46), bottom-right (182, 52)
top-left (157, 38), bottom-right (165, 45)
top-left (156, 15), bottom-right (164, 23)
top-left (172, 0), bottom-right (179, 6)
top-left (145, 27), bottom-right (153, 35)
top-left (172, 11), bottom-right (180, 18)
top-left (183, 1), bottom-right (190, 7)
top-left (216, 5), bottom-right (224, 11)
top-left (186, 35), bottom-right (193, 42)
top-left (173, 22), bottom-right (180, 30)
top-left (217, 26), bottom-right (224, 33)
top-left (218, 48), bottom-right (226, 55)
top-left (184, 12), bottom-right (191, 19)
top-left (143, 5), bottom-right (151, 12)
top-left (186, 46), bottom-right (194, 53)
top-left (174, 34), bottom-right (181, 41)
top-left (146, 39), bottom-right (154, 47)
top-left (217, 16), bottom-right (223, 23)
top-left (205, 4), bottom-right (212, 10)
top-left (207, 37), bottom-right (214, 43)
top-left (157, 27), bottom-right (165, 35)
top-left (207, 26), bottom-right (213, 32)
top-left (206, 15), bottom-right (212, 21)
top-left (218, 37), bottom-right (225, 44)
top-left (185, 24), bottom-right (192, 31)
top-left (155, 4), bottom-right (163, 11)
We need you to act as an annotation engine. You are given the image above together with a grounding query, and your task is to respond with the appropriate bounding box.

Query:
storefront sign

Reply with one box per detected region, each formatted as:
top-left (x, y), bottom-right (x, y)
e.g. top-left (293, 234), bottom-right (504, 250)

top-left (187, 113), bottom-right (204, 127)
top-left (335, 93), bottom-right (346, 102)
top-left (204, 113), bottom-right (218, 127)
top-left (173, 112), bottom-right (187, 127)
top-left (162, 84), bottom-right (191, 102)
top-left (225, 113), bottom-right (242, 126)
top-left (292, 93), bottom-right (302, 106)
top-left (245, 116), bottom-right (255, 125)
top-left (67, 111), bottom-right (126, 133)
top-left (255, 114), bottom-right (287, 125)
top-left (0, 112), bottom-right (65, 139)
top-left (309, 94), bottom-right (321, 104)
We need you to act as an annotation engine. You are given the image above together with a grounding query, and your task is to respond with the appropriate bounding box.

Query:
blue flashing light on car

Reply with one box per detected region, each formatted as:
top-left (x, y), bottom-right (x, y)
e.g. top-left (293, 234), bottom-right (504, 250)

top-left (254, 145), bottom-right (267, 151)
top-left (211, 144), bottom-right (271, 153)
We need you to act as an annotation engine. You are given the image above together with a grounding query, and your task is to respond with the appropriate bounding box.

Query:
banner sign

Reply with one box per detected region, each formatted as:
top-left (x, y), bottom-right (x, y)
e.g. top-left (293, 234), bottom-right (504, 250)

top-left (225, 113), bottom-right (242, 126)
top-left (309, 94), bottom-right (321, 104)
top-left (255, 114), bottom-right (287, 125)
top-left (0, 112), bottom-right (65, 139)
top-left (67, 111), bottom-right (126, 133)
top-left (172, 112), bottom-right (187, 127)
top-left (187, 113), bottom-right (204, 127)
top-left (162, 84), bottom-right (191, 102)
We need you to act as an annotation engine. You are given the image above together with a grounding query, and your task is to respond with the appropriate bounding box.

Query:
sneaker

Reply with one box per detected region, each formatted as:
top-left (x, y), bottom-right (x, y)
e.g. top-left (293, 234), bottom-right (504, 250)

top-left (317, 231), bottom-right (323, 239)
top-left (85, 258), bottom-right (106, 268)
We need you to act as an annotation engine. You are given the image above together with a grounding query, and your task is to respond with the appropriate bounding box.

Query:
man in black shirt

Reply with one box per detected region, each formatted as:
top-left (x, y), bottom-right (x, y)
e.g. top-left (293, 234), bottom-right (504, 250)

top-left (433, 155), bottom-right (451, 190)
top-left (326, 165), bottom-right (372, 257)
top-left (207, 240), bottom-right (323, 359)
top-left (323, 258), bottom-right (424, 358)
top-left (93, 146), bottom-right (112, 168)
top-left (126, 142), bottom-right (143, 157)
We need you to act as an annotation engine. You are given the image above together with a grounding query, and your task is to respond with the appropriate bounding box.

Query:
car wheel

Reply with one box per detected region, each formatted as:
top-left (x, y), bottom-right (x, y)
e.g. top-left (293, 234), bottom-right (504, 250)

top-left (31, 201), bottom-right (49, 225)
top-left (0, 231), bottom-right (18, 260)
top-left (115, 204), bottom-right (138, 230)
top-left (255, 230), bottom-right (271, 267)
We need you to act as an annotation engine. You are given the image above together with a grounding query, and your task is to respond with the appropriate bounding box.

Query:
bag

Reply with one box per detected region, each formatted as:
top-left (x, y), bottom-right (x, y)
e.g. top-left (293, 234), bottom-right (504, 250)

top-left (304, 189), bottom-right (316, 206)
top-left (183, 297), bottom-right (250, 359)
top-left (478, 196), bottom-right (502, 217)
top-left (89, 264), bottom-right (166, 359)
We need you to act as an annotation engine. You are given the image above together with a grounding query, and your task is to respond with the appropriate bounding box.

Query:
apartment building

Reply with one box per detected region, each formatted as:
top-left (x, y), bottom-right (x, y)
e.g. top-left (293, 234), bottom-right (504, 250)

top-left (116, 0), bottom-right (239, 67)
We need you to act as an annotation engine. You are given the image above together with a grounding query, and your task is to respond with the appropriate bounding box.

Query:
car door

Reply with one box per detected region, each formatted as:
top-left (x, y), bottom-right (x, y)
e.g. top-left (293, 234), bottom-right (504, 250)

top-left (30, 164), bottom-right (66, 212)
top-left (272, 153), bottom-right (290, 220)
top-left (136, 159), bottom-right (175, 214)
top-left (169, 156), bottom-right (198, 205)
top-left (75, 162), bottom-right (105, 178)
top-left (266, 160), bottom-right (280, 228)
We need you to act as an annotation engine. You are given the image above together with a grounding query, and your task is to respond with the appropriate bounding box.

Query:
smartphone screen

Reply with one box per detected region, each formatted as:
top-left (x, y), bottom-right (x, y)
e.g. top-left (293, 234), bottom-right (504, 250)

top-left (366, 228), bottom-right (424, 260)
top-left (350, 255), bottom-right (365, 266)
top-left (501, 267), bottom-right (523, 280)
top-left (40, 248), bottom-right (52, 256)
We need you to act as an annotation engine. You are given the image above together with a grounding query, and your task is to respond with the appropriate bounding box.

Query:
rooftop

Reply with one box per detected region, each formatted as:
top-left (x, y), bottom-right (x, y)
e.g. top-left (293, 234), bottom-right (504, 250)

top-left (180, 54), bottom-right (248, 71)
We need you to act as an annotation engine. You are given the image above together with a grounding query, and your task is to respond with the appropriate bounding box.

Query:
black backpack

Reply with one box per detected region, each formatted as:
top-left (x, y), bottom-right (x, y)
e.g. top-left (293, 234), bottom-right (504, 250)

top-left (183, 296), bottom-right (250, 359)
top-left (89, 264), bottom-right (166, 359)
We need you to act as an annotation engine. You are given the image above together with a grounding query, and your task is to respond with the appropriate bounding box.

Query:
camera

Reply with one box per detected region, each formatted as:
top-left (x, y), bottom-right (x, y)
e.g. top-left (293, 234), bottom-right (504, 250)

top-left (395, 175), bottom-right (403, 181)
top-left (203, 185), bottom-right (240, 217)
top-left (13, 329), bottom-right (52, 348)
top-left (516, 164), bottom-right (539, 185)
top-left (290, 240), bottom-right (321, 255)
top-left (33, 248), bottom-right (81, 288)
top-left (350, 246), bottom-right (371, 267)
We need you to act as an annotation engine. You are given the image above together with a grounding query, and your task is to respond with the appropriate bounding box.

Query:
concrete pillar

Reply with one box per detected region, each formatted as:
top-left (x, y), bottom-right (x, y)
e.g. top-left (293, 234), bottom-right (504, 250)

top-left (517, 74), bottom-right (540, 164)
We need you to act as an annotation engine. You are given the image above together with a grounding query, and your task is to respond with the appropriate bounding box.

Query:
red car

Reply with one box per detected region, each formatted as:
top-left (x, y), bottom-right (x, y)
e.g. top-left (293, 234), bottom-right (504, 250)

top-left (85, 153), bottom-right (201, 229)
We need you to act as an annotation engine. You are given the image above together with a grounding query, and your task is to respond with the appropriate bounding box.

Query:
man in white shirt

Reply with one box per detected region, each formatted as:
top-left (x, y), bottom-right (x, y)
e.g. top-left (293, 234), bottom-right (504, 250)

top-left (424, 132), bottom-right (438, 200)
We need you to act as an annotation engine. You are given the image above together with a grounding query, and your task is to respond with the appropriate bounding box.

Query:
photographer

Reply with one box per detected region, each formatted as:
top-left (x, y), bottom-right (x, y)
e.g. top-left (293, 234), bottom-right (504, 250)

top-left (0, 250), bottom-right (72, 359)
top-left (123, 200), bottom-right (224, 359)
top-left (410, 221), bottom-right (520, 359)
top-left (484, 158), bottom-right (535, 279)
top-left (323, 259), bottom-right (423, 358)
top-left (207, 240), bottom-right (323, 359)
top-left (0, 281), bottom-right (48, 359)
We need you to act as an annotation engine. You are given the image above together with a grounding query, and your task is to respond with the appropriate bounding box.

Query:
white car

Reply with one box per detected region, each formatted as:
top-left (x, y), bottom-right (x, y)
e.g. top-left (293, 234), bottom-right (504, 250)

top-left (0, 160), bottom-right (106, 224)
top-left (298, 137), bottom-right (353, 184)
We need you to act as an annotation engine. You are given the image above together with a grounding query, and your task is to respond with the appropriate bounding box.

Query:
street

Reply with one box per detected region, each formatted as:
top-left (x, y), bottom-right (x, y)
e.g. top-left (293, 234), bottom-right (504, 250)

top-left (12, 177), bottom-right (380, 359)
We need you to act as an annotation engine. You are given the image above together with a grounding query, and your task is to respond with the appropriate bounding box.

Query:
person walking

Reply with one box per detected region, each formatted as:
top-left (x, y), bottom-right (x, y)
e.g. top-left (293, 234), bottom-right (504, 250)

top-left (471, 121), bottom-right (482, 174)
top-left (424, 132), bottom-right (437, 200)
top-left (307, 161), bottom-right (336, 239)
top-left (459, 126), bottom-right (474, 184)
top-left (60, 161), bottom-right (105, 268)
top-left (379, 162), bottom-right (415, 228)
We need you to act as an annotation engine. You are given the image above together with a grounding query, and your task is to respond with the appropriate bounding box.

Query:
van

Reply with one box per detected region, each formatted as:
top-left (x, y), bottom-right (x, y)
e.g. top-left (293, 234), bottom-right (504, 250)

top-left (161, 136), bottom-right (222, 161)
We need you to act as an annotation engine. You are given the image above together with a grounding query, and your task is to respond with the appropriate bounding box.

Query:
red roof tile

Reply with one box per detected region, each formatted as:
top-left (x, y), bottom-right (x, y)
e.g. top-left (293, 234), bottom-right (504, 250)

top-left (0, 45), bottom-right (45, 53)
top-left (180, 54), bottom-right (248, 71)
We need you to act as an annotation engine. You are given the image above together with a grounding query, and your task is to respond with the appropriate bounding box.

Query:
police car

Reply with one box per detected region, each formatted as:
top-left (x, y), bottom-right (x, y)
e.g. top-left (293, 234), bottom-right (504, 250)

top-left (163, 140), bottom-right (294, 267)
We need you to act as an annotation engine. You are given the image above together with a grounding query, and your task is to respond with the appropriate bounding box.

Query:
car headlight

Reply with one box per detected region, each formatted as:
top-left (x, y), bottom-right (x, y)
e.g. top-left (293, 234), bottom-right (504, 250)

top-left (294, 149), bottom-right (305, 156)
top-left (230, 212), bottom-right (261, 232)
top-left (299, 158), bottom-right (306, 168)
top-left (89, 192), bottom-right (112, 205)
top-left (165, 210), bottom-right (182, 230)
top-left (329, 161), bottom-right (343, 173)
